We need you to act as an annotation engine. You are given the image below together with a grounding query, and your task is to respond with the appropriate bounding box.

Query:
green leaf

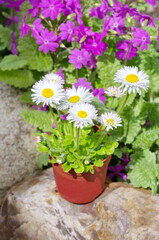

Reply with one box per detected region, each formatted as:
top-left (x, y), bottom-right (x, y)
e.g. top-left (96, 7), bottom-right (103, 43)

top-left (133, 127), bottom-right (159, 149)
top-left (0, 70), bottom-right (35, 88)
top-left (0, 55), bottom-right (27, 70)
top-left (19, 91), bottom-right (33, 103)
top-left (128, 150), bottom-right (158, 194)
top-left (37, 153), bottom-right (50, 168)
top-left (37, 143), bottom-right (49, 152)
top-left (0, 25), bottom-right (11, 50)
top-left (18, 35), bottom-right (53, 72)
top-left (20, 109), bottom-right (54, 132)
top-left (97, 148), bottom-right (106, 156)
top-left (91, 97), bottom-right (108, 115)
top-left (123, 120), bottom-right (142, 144)
top-left (94, 159), bottom-right (104, 167)
top-left (62, 162), bottom-right (72, 172)
top-left (97, 54), bottom-right (121, 88)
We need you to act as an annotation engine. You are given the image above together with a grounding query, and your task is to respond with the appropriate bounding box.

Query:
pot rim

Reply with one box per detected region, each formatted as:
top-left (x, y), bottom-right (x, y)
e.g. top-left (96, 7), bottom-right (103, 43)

top-left (52, 155), bottom-right (112, 177)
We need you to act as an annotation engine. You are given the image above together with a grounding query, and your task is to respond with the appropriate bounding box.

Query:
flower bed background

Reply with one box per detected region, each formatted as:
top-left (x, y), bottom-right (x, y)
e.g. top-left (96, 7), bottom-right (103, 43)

top-left (0, 0), bottom-right (159, 194)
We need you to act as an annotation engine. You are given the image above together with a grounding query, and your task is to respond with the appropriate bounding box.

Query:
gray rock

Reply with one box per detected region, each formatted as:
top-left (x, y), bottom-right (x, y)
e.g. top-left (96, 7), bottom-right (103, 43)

top-left (1, 168), bottom-right (159, 240)
top-left (0, 83), bottom-right (38, 204)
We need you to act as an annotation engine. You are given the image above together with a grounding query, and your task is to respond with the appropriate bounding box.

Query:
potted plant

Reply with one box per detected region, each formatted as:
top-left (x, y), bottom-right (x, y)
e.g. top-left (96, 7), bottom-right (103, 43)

top-left (30, 66), bottom-right (149, 203)
top-left (2, 0), bottom-right (157, 200)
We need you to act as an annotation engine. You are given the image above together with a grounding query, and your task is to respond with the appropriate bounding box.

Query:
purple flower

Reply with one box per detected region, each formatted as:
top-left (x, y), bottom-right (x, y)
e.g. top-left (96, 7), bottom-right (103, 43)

top-left (63, 0), bottom-right (83, 24)
top-left (32, 104), bottom-right (47, 111)
top-left (40, 0), bottom-right (64, 20)
top-left (6, 16), bottom-right (20, 27)
top-left (52, 124), bottom-right (57, 129)
top-left (44, 132), bottom-right (51, 136)
top-left (131, 27), bottom-right (151, 51)
top-left (115, 4), bottom-right (138, 18)
top-left (82, 33), bottom-right (108, 56)
top-left (93, 88), bottom-right (106, 104)
top-left (31, 18), bottom-right (43, 38)
top-left (56, 68), bottom-right (65, 80)
top-left (59, 21), bottom-right (77, 42)
top-left (142, 120), bottom-right (152, 128)
top-left (145, 0), bottom-right (157, 6)
top-left (135, 14), bottom-right (155, 27)
top-left (20, 14), bottom-right (30, 38)
top-left (76, 24), bottom-right (94, 43)
top-left (121, 153), bottom-right (130, 166)
top-left (90, 1), bottom-right (109, 19)
top-left (28, 0), bottom-right (41, 17)
top-left (74, 78), bottom-right (93, 90)
top-left (68, 48), bottom-right (91, 69)
top-left (86, 54), bottom-right (97, 69)
top-left (105, 15), bottom-right (126, 34)
top-left (11, 32), bottom-right (18, 55)
top-left (108, 165), bottom-right (127, 181)
top-left (116, 40), bottom-right (137, 61)
top-left (5, 0), bottom-right (25, 11)
top-left (0, 0), bottom-right (4, 4)
top-left (60, 114), bottom-right (67, 121)
top-left (35, 29), bottom-right (59, 54)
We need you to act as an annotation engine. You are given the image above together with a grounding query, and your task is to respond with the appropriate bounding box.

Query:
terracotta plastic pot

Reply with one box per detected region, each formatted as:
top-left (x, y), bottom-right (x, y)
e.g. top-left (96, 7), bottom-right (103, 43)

top-left (52, 155), bottom-right (111, 204)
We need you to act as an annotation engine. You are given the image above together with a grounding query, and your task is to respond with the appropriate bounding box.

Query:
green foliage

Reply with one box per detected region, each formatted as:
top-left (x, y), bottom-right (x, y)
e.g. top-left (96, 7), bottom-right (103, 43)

top-left (18, 35), bottom-right (53, 72)
top-left (133, 127), bottom-right (159, 149)
top-left (37, 153), bottom-right (50, 168)
top-left (97, 54), bottom-right (122, 88)
top-left (0, 55), bottom-right (27, 70)
top-left (0, 24), bottom-right (11, 50)
top-left (19, 91), bottom-right (33, 104)
top-left (37, 127), bottom-right (118, 173)
top-left (21, 109), bottom-right (54, 132)
top-left (123, 120), bottom-right (142, 144)
top-left (128, 150), bottom-right (159, 195)
top-left (0, 70), bottom-right (35, 88)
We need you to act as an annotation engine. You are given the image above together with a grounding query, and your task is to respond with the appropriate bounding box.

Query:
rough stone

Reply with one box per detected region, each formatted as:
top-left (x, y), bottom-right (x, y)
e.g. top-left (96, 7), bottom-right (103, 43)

top-left (0, 83), bottom-right (38, 204)
top-left (1, 168), bottom-right (159, 240)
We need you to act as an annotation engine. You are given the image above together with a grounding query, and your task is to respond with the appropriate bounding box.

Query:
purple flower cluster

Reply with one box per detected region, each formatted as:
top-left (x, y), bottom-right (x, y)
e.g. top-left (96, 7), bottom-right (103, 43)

top-left (1, 0), bottom-right (159, 64)
top-left (13, 0), bottom-right (158, 65)
top-left (108, 153), bottom-right (130, 181)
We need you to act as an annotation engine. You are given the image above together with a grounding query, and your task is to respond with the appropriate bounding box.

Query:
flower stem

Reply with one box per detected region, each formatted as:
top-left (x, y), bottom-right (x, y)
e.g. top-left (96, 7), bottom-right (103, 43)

top-left (76, 128), bottom-right (80, 148)
top-left (75, 68), bottom-right (78, 80)
top-left (49, 106), bottom-right (55, 123)
top-left (109, 97), bottom-right (115, 110)
top-left (117, 93), bottom-right (129, 115)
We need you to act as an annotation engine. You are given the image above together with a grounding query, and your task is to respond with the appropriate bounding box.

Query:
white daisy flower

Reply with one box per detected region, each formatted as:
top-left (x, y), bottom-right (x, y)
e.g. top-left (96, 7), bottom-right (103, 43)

top-left (58, 86), bottom-right (93, 110)
top-left (99, 112), bottom-right (122, 131)
top-left (67, 103), bottom-right (98, 129)
top-left (114, 66), bottom-right (149, 94)
top-left (105, 86), bottom-right (125, 98)
top-left (31, 80), bottom-right (65, 107)
top-left (42, 73), bottom-right (65, 85)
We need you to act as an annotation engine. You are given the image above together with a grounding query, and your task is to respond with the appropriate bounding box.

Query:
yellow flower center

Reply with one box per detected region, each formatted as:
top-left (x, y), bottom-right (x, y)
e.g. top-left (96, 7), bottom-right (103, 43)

top-left (77, 110), bottom-right (88, 118)
top-left (52, 79), bottom-right (56, 82)
top-left (106, 118), bottom-right (115, 126)
top-left (68, 95), bottom-right (80, 103)
top-left (126, 74), bottom-right (139, 83)
top-left (42, 88), bottom-right (54, 98)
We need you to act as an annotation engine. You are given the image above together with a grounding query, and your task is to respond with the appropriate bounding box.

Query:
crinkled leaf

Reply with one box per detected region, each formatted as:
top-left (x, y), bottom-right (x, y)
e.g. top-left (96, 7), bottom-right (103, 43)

top-left (128, 150), bottom-right (158, 195)
top-left (0, 25), bottom-right (11, 50)
top-left (21, 109), bottom-right (54, 132)
top-left (19, 91), bottom-right (33, 103)
top-left (0, 55), bottom-right (27, 70)
top-left (18, 35), bottom-right (53, 72)
top-left (37, 153), bottom-right (50, 168)
top-left (0, 70), bottom-right (35, 88)
top-left (133, 127), bottom-right (159, 149)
